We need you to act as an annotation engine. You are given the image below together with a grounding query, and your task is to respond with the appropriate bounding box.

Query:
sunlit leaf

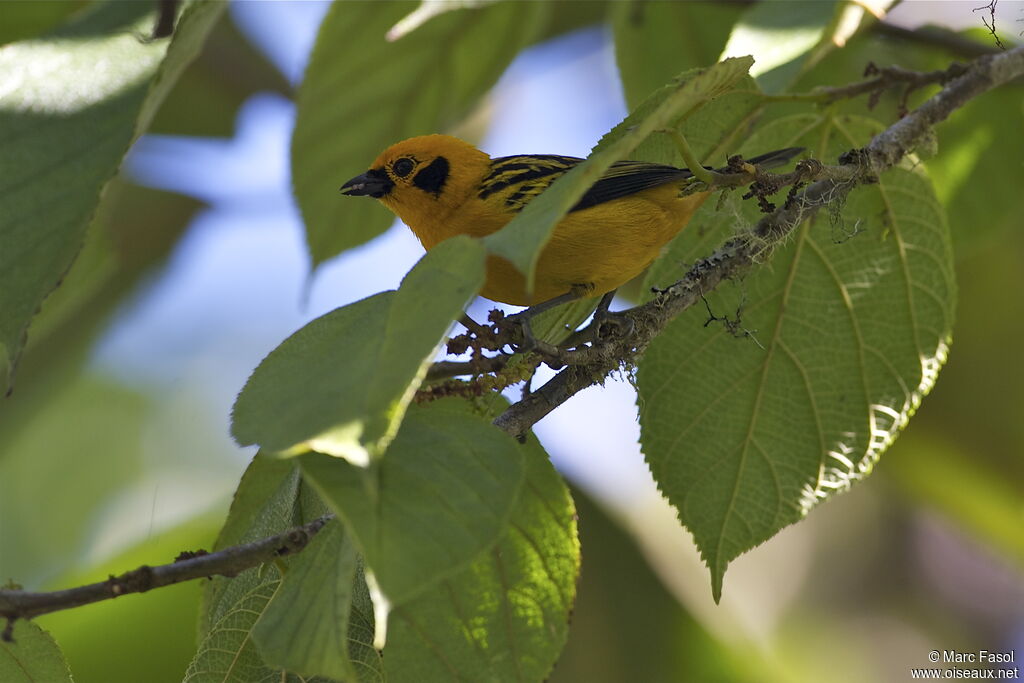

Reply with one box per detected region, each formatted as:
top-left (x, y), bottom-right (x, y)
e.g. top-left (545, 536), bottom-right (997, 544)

top-left (0, 0), bottom-right (224, 393)
top-left (300, 403), bottom-right (525, 606)
top-left (638, 113), bottom-right (955, 600)
top-left (383, 424), bottom-right (578, 681)
top-left (720, 0), bottom-right (842, 93)
top-left (232, 236), bottom-right (485, 464)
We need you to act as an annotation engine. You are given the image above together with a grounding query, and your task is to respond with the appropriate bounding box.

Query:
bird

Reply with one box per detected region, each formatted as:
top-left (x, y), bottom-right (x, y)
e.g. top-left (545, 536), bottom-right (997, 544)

top-left (340, 134), bottom-right (802, 309)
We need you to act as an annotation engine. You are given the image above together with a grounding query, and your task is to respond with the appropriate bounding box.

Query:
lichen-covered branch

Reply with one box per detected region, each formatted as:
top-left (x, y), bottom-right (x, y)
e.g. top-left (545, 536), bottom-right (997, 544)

top-left (492, 45), bottom-right (1024, 438)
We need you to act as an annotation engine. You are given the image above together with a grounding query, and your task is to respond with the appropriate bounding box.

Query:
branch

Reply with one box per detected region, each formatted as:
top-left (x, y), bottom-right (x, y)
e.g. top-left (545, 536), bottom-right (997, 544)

top-left (6, 46), bottom-right (1021, 637)
top-left (0, 515), bottom-right (332, 638)
top-left (493, 45), bottom-right (1024, 438)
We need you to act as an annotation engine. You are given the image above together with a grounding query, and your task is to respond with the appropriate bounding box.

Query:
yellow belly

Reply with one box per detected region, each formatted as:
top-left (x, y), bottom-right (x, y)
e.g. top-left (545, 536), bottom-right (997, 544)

top-left (408, 184), bottom-right (710, 306)
top-left (478, 188), bottom-right (711, 306)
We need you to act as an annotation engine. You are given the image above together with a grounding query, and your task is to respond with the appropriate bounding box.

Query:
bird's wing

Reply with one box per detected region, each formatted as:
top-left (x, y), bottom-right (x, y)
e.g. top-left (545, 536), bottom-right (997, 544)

top-left (573, 160), bottom-right (691, 211)
top-left (478, 154), bottom-right (691, 214)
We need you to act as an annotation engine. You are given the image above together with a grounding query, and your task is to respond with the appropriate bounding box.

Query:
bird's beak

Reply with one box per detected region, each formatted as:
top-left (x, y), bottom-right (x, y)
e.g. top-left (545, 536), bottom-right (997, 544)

top-left (339, 169), bottom-right (394, 198)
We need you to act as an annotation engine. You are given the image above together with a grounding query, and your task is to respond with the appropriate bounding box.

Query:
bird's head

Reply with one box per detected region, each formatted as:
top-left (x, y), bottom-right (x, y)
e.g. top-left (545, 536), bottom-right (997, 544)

top-left (340, 135), bottom-right (491, 235)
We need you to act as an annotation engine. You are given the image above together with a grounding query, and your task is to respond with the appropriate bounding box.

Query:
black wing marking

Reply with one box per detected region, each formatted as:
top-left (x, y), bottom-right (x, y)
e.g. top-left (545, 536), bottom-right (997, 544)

top-left (477, 148), bottom-right (802, 214)
top-left (571, 161), bottom-right (691, 212)
top-left (479, 154), bottom-right (691, 214)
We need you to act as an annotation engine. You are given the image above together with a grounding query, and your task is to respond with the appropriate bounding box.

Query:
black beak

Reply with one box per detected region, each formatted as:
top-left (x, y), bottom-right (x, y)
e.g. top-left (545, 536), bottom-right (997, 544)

top-left (339, 168), bottom-right (393, 198)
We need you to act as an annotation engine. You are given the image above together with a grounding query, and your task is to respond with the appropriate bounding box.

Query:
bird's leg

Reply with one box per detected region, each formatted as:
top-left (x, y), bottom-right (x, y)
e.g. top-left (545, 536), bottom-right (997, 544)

top-left (504, 287), bottom-right (589, 353)
top-left (560, 289), bottom-right (632, 348)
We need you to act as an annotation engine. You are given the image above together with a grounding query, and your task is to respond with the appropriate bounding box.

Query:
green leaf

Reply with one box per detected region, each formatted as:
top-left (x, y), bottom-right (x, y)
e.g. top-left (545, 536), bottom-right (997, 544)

top-left (252, 521), bottom-right (375, 681)
top-left (188, 463), bottom-right (308, 683)
top-left (384, 428), bottom-right (579, 682)
top-left (232, 236), bottom-right (485, 463)
top-left (530, 296), bottom-right (601, 346)
top-left (198, 462), bottom-right (302, 638)
top-left (0, 375), bottom-right (148, 582)
top-left (0, 0), bottom-right (224, 394)
top-left (484, 56), bottom-right (755, 292)
top-left (720, 0), bottom-right (846, 93)
top-left (612, 0), bottom-right (744, 110)
top-left (300, 403), bottom-right (525, 606)
top-left (292, 0), bottom-right (547, 267)
top-left (0, 621), bottom-right (74, 683)
top-left (637, 113), bottom-right (956, 600)
top-left (0, 0), bottom-right (80, 45)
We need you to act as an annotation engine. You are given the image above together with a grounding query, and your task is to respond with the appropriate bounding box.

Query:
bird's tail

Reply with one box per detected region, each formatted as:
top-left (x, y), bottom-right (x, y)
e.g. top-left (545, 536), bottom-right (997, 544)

top-left (721, 147), bottom-right (805, 171)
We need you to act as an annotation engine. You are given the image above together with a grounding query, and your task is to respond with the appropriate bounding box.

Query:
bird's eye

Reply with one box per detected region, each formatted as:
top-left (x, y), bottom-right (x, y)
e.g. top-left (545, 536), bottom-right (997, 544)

top-left (392, 157), bottom-right (415, 177)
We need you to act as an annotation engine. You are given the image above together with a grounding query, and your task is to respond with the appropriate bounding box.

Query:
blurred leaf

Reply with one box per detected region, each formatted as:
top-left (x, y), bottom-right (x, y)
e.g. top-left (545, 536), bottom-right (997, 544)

top-left (0, 179), bottom-right (199, 439)
top-left (232, 236), bottom-right (485, 463)
top-left (911, 72), bottom-right (1024, 253)
top-left (534, 0), bottom-right (607, 43)
top-left (0, 375), bottom-right (148, 584)
top-left (551, 487), bottom-right (751, 683)
top-left (613, 0), bottom-right (745, 109)
top-left (887, 434), bottom-right (1024, 569)
top-left (38, 514), bottom-right (221, 683)
top-left (0, 0), bottom-right (223, 394)
top-left (721, 0), bottom-right (844, 94)
top-left (0, 0), bottom-right (83, 45)
top-left (293, 0), bottom-right (548, 266)
top-left (383, 426), bottom-right (578, 682)
top-left (149, 10), bottom-right (291, 137)
top-left (252, 520), bottom-right (374, 681)
top-left (485, 56), bottom-right (754, 292)
top-left (300, 403), bottom-right (525, 606)
top-left (638, 114), bottom-right (956, 600)
top-left (0, 621), bottom-right (73, 683)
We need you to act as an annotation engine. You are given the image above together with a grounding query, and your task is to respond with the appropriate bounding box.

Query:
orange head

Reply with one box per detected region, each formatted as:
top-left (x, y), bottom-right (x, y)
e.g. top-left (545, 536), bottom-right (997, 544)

top-left (340, 135), bottom-right (491, 242)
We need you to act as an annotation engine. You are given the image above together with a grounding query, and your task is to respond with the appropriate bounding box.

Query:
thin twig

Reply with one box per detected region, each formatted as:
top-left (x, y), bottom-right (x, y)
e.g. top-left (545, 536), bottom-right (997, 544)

top-left (4, 46), bottom-right (1023, 634)
top-left (493, 45), bottom-right (1024, 438)
top-left (0, 516), bottom-right (332, 635)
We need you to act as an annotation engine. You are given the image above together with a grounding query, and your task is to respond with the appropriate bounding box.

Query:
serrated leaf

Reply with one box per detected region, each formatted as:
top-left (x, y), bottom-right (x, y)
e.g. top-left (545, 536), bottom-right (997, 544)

top-left (612, 0), bottom-right (744, 110)
top-left (300, 403), bottom-right (525, 606)
top-left (199, 463), bottom-right (303, 644)
top-left (484, 56), bottom-right (754, 293)
top-left (232, 236), bottom-right (485, 463)
top-left (0, 621), bottom-right (74, 683)
top-left (252, 520), bottom-right (371, 682)
top-left (0, 0), bottom-right (224, 394)
top-left (292, 0), bottom-right (547, 267)
top-left (637, 113), bottom-right (955, 600)
top-left (188, 465), bottom-right (309, 683)
top-left (384, 428), bottom-right (579, 682)
top-left (720, 0), bottom-right (842, 93)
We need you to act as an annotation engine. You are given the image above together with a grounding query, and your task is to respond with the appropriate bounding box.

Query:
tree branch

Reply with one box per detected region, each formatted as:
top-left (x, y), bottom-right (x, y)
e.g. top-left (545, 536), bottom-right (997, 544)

top-left (4, 45), bottom-right (1022, 637)
top-left (0, 515), bottom-right (332, 638)
top-left (493, 44), bottom-right (1024, 438)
